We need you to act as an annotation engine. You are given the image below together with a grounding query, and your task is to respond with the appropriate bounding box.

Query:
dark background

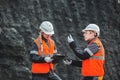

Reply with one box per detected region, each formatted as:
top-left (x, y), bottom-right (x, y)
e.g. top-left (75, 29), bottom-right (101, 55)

top-left (0, 0), bottom-right (120, 80)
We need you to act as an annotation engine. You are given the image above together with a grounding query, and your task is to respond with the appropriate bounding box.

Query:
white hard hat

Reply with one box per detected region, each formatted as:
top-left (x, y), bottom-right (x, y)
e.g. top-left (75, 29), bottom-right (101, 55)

top-left (39, 21), bottom-right (54, 35)
top-left (82, 24), bottom-right (100, 36)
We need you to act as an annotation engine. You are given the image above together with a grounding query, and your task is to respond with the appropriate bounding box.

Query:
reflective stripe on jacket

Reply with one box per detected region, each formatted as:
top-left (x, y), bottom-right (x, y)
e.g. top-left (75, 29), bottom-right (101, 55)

top-left (31, 36), bottom-right (55, 74)
top-left (82, 37), bottom-right (105, 76)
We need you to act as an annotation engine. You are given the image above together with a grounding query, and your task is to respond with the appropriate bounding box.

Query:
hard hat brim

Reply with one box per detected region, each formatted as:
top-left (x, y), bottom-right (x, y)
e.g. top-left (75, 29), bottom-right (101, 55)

top-left (44, 31), bottom-right (54, 35)
top-left (82, 29), bottom-right (100, 36)
top-left (82, 28), bottom-right (94, 32)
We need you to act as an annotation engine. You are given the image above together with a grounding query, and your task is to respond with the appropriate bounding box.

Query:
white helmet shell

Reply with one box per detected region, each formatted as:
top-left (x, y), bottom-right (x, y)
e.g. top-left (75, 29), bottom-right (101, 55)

top-left (39, 21), bottom-right (54, 35)
top-left (82, 24), bottom-right (100, 36)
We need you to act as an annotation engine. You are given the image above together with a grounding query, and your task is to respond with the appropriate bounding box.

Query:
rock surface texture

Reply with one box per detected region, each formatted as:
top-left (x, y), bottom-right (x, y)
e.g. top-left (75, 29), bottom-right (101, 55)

top-left (0, 0), bottom-right (120, 80)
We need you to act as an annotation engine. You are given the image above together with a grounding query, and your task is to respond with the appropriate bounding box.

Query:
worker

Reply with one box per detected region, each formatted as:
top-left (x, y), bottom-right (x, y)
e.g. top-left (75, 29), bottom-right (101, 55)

top-left (64, 24), bottom-right (105, 80)
top-left (30, 21), bottom-right (62, 80)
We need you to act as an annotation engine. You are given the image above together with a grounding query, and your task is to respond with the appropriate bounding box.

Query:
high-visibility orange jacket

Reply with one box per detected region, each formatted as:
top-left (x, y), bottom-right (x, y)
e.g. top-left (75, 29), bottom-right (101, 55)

top-left (31, 36), bottom-right (55, 74)
top-left (82, 38), bottom-right (105, 76)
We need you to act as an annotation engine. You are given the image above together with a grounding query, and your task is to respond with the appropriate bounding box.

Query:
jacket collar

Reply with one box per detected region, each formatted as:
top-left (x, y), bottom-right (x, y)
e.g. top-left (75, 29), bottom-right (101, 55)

top-left (87, 37), bottom-right (97, 44)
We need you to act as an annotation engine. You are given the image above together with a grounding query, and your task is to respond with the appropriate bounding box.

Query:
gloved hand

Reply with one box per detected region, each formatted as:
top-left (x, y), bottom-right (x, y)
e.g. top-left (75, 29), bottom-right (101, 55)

top-left (44, 56), bottom-right (53, 63)
top-left (67, 34), bottom-right (74, 43)
top-left (63, 59), bottom-right (72, 65)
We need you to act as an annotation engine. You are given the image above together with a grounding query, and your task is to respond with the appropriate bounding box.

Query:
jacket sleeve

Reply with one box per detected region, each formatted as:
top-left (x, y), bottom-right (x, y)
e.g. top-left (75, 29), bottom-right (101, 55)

top-left (69, 41), bottom-right (99, 60)
top-left (71, 60), bottom-right (82, 67)
top-left (30, 43), bottom-right (46, 63)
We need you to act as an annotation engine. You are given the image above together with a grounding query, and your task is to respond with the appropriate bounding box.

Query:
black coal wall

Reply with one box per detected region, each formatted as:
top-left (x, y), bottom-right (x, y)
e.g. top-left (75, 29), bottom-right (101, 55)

top-left (0, 0), bottom-right (120, 80)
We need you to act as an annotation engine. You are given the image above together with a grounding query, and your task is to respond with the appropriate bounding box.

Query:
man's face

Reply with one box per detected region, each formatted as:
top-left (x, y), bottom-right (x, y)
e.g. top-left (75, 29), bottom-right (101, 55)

top-left (83, 30), bottom-right (95, 41)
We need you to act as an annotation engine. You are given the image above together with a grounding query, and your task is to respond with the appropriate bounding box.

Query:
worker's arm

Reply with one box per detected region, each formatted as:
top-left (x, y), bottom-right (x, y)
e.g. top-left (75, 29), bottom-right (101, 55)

top-left (71, 60), bottom-right (82, 67)
top-left (63, 59), bottom-right (82, 67)
top-left (30, 43), bottom-right (46, 63)
top-left (69, 42), bottom-right (99, 60)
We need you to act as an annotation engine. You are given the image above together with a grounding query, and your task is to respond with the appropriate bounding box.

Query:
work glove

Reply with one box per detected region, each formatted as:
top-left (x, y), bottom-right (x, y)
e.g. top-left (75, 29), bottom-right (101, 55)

top-left (67, 34), bottom-right (74, 43)
top-left (44, 56), bottom-right (53, 63)
top-left (63, 59), bottom-right (72, 65)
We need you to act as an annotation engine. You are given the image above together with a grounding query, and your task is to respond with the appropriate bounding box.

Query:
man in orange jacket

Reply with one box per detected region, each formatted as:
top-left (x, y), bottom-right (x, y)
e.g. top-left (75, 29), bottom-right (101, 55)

top-left (64, 24), bottom-right (105, 80)
top-left (30, 21), bottom-right (62, 80)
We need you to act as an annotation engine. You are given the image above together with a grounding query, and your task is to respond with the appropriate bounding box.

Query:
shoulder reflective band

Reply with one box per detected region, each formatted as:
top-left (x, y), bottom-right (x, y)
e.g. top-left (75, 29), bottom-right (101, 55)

top-left (30, 51), bottom-right (38, 55)
top-left (90, 55), bottom-right (104, 60)
top-left (84, 48), bottom-right (93, 56)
